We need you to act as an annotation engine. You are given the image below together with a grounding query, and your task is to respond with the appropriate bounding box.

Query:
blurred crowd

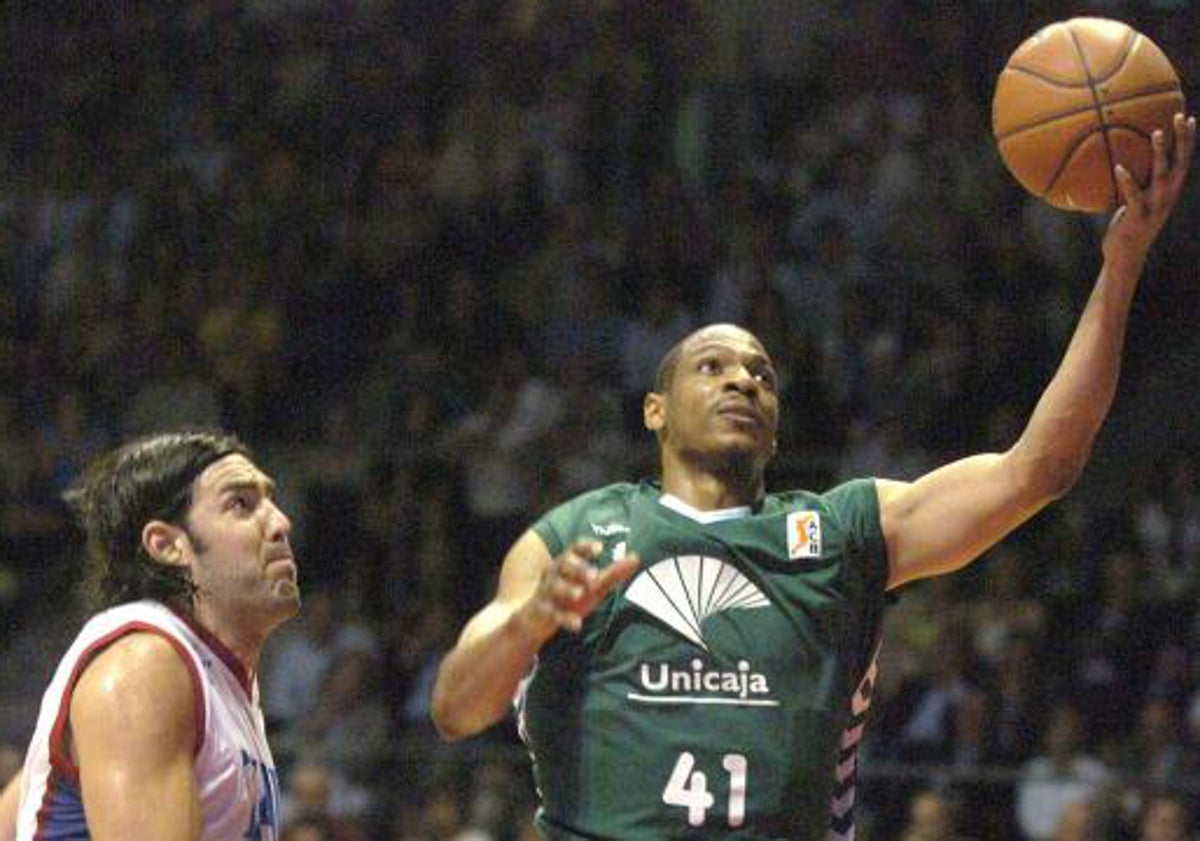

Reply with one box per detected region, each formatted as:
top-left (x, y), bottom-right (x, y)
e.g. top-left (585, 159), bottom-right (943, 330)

top-left (2, 1), bottom-right (1200, 838)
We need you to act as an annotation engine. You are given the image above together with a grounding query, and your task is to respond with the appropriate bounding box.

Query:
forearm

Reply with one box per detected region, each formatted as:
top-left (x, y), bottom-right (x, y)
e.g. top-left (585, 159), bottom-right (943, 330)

top-left (432, 533), bottom-right (639, 739)
top-left (882, 118), bottom-right (1193, 589)
top-left (431, 603), bottom-right (550, 740)
top-left (1013, 253), bottom-right (1141, 496)
top-left (1016, 113), bottom-right (1194, 492)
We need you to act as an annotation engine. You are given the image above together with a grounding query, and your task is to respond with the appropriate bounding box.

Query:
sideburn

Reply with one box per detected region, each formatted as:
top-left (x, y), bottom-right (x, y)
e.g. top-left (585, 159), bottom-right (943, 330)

top-left (181, 522), bottom-right (209, 555)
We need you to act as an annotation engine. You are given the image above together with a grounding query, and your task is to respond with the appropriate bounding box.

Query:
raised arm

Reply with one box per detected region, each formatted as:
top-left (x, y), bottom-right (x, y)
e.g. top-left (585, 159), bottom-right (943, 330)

top-left (882, 114), bottom-right (1195, 590)
top-left (70, 633), bottom-right (202, 841)
top-left (431, 531), bottom-right (638, 740)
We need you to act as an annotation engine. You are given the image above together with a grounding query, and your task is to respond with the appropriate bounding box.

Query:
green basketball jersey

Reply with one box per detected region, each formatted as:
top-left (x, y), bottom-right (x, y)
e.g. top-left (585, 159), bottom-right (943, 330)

top-left (522, 479), bottom-right (889, 840)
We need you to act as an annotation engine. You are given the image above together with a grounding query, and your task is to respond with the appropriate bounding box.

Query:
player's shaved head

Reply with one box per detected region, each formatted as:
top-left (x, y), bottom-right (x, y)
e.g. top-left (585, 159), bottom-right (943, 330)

top-left (653, 324), bottom-right (768, 394)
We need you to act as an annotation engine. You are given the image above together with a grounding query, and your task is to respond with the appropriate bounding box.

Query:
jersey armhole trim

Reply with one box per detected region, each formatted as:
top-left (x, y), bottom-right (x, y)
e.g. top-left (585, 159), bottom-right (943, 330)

top-left (47, 621), bottom-right (208, 784)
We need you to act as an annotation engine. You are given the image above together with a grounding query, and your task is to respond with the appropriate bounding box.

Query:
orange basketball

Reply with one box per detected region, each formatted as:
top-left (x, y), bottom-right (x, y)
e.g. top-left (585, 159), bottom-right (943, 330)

top-left (992, 17), bottom-right (1185, 213)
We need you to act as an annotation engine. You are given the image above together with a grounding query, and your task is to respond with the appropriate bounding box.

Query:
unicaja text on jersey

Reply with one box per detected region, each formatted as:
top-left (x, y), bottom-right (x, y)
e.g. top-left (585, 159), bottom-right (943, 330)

top-left (640, 659), bottom-right (771, 700)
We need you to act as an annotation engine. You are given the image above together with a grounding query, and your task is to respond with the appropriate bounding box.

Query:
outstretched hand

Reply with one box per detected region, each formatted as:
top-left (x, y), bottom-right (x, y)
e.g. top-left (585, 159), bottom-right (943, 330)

top-left (1104, 113), bottom-right (1196, 265)
top-left (522, 540), bottom-right (640, 640)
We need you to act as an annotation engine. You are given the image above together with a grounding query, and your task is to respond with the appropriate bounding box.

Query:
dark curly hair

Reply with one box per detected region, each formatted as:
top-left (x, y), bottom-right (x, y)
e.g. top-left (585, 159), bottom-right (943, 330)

top-left (66, 430), bottom-right (250, 612)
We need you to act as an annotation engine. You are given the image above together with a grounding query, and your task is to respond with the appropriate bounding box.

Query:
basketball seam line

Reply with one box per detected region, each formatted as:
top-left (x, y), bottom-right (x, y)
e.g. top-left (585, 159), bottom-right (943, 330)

top-left (1003, 64), bottom-right (1091, 89)
top-left (993, 84), bottom-right (1182, 141)
top-left (1006, 27), bottom-right (1137, 87)
top-left (1045, 27), bottom-right (1116, 204)
top-left (1091, 28), bottom-right (1138, 84)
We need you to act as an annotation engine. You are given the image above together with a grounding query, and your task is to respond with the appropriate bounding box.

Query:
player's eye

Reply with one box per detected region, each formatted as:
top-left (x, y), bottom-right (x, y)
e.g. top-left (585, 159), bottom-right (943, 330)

top-left (754, 367), bottom-right (778, 389)
top-left (226, 493), bottom-right (253, 512)
top-left (698, 357), bottom-right (721, 375)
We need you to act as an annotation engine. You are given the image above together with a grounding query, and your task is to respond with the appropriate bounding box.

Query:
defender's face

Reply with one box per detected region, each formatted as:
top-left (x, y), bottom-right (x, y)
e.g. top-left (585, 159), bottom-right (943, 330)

top-left (646, 325), bottom-right (780, 467)
top-left (182, 454), bottom-right (299, 627)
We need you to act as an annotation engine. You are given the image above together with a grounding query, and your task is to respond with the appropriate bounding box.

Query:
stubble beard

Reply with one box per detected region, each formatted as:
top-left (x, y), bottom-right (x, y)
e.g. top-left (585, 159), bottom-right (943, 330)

top-left (714, 449), bottom-right (765, 490)
top-left (275, 578), bottom-right (301, 605)
top-left (268, 577), bottom-right (302, 620)
top-left (687, 441), bottom-right (768, 497)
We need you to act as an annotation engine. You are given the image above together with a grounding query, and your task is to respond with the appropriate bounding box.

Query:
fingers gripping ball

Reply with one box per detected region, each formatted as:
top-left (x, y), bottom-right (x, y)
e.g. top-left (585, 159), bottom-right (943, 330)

top-left (992, 17), bottom-right (1185, 213)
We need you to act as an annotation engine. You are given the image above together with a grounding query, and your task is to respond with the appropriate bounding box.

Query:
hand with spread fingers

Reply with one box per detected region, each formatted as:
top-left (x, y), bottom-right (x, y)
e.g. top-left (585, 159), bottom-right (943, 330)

top-left (1105, 113), bottom-right (1196, 266)
top-left (522, 539), bottom-right (640, 641)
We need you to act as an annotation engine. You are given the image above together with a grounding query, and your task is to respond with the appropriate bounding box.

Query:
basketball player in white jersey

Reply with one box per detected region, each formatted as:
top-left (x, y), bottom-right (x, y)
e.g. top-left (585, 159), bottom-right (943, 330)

top-left (0, 430), bottom-right (300, 840)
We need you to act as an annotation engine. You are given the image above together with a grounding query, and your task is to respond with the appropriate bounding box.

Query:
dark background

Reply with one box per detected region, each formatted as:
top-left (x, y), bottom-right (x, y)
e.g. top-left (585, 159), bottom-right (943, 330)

top-left (1, 2), bottom-right (1199, 838)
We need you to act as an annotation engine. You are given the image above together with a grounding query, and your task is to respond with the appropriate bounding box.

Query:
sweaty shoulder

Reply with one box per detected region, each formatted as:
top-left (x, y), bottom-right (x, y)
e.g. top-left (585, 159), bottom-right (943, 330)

top-left (531, 482), bottom-right (642, 558)
top-left (70, 631), bottom-right (199, 756)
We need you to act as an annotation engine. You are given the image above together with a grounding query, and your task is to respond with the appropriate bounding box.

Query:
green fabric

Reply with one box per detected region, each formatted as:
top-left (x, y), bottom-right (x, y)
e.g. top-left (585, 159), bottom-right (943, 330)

top-left (521, 479), bottom-right (888, 840)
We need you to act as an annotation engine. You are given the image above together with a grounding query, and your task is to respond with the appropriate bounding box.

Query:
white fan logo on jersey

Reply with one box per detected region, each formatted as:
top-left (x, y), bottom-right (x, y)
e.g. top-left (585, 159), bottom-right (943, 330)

top-left (624, 556), bottom-right (770, 650)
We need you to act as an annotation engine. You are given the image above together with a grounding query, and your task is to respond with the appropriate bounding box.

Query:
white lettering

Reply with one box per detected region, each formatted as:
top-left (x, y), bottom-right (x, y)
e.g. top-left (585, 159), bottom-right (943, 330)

top-left (637, 660), bottom-right (772, 701)
top-left (590, 522), bottom-right (630, 537)
top-left (642, 663), bottom-right (670, 691)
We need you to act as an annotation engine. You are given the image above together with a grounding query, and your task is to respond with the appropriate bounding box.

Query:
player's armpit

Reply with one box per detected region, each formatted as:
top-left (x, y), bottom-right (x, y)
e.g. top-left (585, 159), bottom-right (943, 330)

top-left (70, 632), bottom-right (202, 841)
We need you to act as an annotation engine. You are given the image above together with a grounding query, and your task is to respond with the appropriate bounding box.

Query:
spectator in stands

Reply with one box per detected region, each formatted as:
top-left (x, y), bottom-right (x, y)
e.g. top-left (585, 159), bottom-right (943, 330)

top-left (3, 5), bottom-right (1200, 837)
top-left (409, 785), bottom-right (492, 841)
top-left (1050, 800), bottom-right (1100, 841)
top-left (436, 342), bottom-right (564, 614)
top-left (987, 630), bottom-right (1052, 767)
top-left (1072, 549), bottom-right (1160, 738)
top-left (279, 761), bottom-right (367, 841)
top-left (897, 789), bottom-right (960, 841)
top-left (1136, 790), bottom-right (1193, 841)
top-left (263, 590), bottom-right (376, 733)
top-left (1016, 703), bottom-right (1114, 841)
top-left (280, 813), bottom-right (338, 841)
top-left (1117, 695), bottom-right (1200, 804)
top-left (276, 645), bottom-right (390, 789)
top-left (890, 629), bottom-right (989, 765)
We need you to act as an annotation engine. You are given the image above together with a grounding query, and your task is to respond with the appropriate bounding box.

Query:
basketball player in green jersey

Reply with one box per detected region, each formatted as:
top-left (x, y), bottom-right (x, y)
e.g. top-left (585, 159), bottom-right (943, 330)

top-left (430, 115), bottom-right (1195, 841)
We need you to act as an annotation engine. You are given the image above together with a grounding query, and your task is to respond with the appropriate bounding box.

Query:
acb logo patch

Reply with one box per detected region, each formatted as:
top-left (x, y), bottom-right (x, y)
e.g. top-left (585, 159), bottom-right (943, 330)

top-left (786, 511), bottom-right (822, 560)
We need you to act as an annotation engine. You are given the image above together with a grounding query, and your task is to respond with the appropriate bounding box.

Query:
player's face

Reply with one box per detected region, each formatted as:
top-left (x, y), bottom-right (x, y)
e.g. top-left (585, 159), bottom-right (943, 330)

top-left (181, 454), bottom-right (300, 630)
top-left (646, 325), bottom-right (780, 470)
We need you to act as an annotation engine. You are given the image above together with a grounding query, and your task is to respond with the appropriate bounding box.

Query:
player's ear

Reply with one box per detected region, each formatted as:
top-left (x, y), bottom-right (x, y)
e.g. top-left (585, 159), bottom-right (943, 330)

top-left (644, 391), bottom-right (666, 433)
top-left (142, 521), bottom-right (188, 568)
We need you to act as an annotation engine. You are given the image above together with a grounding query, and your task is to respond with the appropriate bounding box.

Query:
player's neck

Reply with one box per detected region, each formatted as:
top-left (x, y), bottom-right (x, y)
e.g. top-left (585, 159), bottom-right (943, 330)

top-left (660, 458), bottom-right (764, 511)
top-left (191, 601), bottom-right (267, 682)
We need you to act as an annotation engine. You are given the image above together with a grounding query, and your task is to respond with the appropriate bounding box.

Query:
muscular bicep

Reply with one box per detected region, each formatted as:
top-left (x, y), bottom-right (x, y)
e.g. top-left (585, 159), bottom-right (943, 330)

top-left (455, 529), bottom-right (554, 648)
top-left (70, 633), bottom-right (201, 841)
top-left (879, 451), bottom-right (1050, 589)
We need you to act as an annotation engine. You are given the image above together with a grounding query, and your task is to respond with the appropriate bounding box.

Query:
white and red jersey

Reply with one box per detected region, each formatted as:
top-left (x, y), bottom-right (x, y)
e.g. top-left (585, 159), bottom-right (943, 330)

top-left (14, 600), bottom-right (280, 840)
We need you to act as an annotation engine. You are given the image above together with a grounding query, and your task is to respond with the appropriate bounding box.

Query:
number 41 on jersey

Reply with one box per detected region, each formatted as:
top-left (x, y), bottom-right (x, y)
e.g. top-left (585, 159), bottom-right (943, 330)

top-left (663, 752), bottom-right (748, 828)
